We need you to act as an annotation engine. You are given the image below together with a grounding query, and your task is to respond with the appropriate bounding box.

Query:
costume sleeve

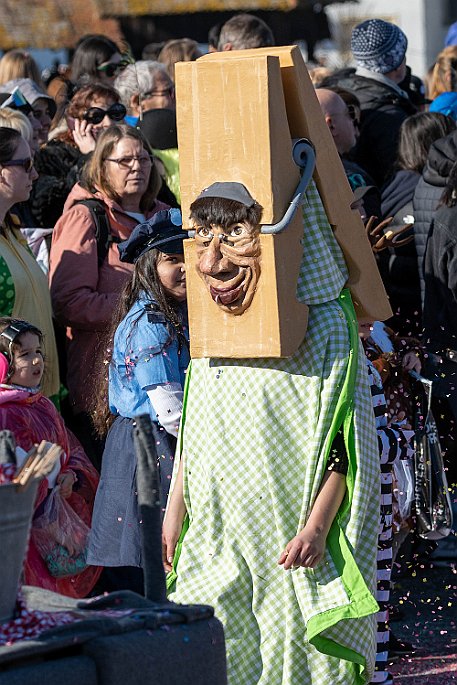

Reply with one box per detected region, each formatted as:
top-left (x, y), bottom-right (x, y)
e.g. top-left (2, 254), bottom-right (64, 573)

top-left (146, 383), bottom-right (183, 437)
top-left (49, 205), bottom-right (119, 330)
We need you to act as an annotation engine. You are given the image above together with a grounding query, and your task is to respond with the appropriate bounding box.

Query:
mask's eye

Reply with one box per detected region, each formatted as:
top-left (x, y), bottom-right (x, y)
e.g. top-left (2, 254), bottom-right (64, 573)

top-left (196, 227), bottom-right (212, 238)
top-left (229, 224), bottom-right (247, 238)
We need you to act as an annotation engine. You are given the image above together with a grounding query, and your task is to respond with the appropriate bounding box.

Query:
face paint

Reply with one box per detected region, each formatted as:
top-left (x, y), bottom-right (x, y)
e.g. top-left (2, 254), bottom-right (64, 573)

top-left (194, 221), bottom-right (261, 315)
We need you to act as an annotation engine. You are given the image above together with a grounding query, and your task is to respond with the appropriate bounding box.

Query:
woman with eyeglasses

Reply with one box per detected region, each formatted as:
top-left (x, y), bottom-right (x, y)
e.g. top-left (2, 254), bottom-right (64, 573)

top-left (0, 127), bottom-right (60, 401)
top-left (49, 125), bottom-right (169, 468)
top-left (31, 83), bottom-right (126, 229)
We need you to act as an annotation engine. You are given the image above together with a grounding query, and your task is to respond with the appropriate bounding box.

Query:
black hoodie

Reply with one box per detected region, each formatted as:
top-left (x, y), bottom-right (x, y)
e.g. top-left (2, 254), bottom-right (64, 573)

top-left (413, 129), bottom-right (457, 305)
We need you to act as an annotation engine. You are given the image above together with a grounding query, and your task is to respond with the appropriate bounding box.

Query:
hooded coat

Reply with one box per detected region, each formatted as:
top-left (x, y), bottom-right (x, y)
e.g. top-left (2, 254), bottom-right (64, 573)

top-left (412, 129), bottom-right (457, 305)
top-left (379, 169), bottom-right (421, 334)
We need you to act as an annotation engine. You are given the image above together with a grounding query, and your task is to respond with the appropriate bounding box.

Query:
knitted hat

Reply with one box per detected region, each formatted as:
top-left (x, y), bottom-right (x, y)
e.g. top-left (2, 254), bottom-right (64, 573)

top-left (351, 19), bottom-right (407, 74)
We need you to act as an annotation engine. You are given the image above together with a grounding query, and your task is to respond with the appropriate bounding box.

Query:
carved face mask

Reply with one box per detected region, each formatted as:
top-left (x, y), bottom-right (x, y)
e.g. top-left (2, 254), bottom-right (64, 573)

top-left (194, 221), bottom-right (261, 315)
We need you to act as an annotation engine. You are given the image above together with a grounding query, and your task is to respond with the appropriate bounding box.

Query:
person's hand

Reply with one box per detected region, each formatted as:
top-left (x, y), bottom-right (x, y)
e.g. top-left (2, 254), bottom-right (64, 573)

top-left (162, 514), bottom-right (184, 573)
top-left (56, 471), bottom-right (75, 499)
top-left (72, 118), bottom-right (97, 154)
top-left (278, 524), bottom-right (326, 570)
top-left (390, 410), bottom-right (412, 430)
top-left (365, 216), bottom-right (414, 253)
top-left (402, 350), bottom-right (422, 374)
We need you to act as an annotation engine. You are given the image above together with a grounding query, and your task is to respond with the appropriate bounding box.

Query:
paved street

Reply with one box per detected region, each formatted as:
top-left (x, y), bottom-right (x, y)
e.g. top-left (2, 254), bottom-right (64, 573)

top-left (390, 548), bottom-right (457, 683)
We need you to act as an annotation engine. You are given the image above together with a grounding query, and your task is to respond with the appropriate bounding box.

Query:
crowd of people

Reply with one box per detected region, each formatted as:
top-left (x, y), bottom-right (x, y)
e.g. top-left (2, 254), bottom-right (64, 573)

top-left (0, 12), bottom-right (456, 685)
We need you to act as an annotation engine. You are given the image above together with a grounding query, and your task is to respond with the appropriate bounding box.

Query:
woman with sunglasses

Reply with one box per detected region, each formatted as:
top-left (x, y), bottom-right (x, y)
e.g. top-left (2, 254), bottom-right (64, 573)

top-left (49, 125), bottom-right (169, 468)
top-left (0, 127), bottom-right (60, 401)
top-left (31, 83), bottom-right (126, 229)
top-left (70, 35), bottom-right (124, 88)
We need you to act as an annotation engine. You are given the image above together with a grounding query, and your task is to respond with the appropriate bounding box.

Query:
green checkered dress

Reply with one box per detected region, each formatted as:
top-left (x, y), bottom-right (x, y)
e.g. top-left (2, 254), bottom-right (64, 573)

top-left (170, 183), bottom-right (380, 684)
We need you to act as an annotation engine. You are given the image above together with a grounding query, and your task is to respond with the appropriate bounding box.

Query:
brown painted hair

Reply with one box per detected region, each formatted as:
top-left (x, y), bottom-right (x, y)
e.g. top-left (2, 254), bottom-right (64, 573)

top-left (189, 195), bottom-right (263, 229)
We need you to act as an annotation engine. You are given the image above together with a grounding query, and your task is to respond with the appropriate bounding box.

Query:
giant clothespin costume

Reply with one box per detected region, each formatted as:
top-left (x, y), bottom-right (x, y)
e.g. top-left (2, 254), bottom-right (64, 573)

top-left (169, 46), bottom-right (383, 685)
top-left (177, 45), bottom-right (391, 358)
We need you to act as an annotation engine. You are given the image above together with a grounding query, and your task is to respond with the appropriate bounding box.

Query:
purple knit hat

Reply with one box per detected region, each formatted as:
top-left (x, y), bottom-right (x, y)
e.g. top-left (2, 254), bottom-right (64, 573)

top-left (351, 19), bottom-right (407, 74)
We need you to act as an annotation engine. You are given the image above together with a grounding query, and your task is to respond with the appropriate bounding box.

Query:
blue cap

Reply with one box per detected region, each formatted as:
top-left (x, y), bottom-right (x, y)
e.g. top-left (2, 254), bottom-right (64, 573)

top-left (118, 208), bottom-right (186, 264)
top-left (429, 92), bottom-right (457, 120)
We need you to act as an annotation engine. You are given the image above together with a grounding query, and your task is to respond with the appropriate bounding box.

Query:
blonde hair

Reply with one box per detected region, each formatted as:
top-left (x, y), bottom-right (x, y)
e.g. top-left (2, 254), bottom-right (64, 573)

top-left (428, 46), bottom-right (457, 100)
top-left (0, 49), bottom-right (44, 89)
top-left (0, 108), bottom-right (33, 144)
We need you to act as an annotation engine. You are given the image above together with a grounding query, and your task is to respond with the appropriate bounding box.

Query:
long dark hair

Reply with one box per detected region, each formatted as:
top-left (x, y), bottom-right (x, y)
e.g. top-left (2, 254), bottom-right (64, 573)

top-left (91, 248), bottom-right (185, 436)
top-left (70, 35), bottom-right (119, 86)
top-left (396, 112), bottom-right (456, 173)
top-left (0, 128), bottom-right (22, 228)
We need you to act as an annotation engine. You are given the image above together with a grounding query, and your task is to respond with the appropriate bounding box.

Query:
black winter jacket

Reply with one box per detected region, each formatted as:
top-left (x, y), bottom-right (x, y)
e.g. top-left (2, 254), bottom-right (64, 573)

top-left (413, 130), bottom-right (457, 305)
top-left (321, 69), bottom-right (416, 186)
top-left (423, 202), bottom-right (457, 353)
top-left (31, 139), bottom-right (89, 228)
top-left (379, 170), bottom-right (421, 333)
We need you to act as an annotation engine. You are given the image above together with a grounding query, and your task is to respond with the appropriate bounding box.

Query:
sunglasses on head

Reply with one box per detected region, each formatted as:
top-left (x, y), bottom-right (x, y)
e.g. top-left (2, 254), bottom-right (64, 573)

top-left (1, 158), bottom-right (34, 173)
top-left (82, 103), bottom-right (127, 125)
top-left (97, 61), bottom-right (124, 78)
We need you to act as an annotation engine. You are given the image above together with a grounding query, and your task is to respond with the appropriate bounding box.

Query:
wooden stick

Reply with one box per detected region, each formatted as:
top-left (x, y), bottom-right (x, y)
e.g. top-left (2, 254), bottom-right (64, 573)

top-left (18, 451), bottom-right (43, 488)
top-left (34, 445), bottom-right (62, 479)
top-left (12, 445), bottom-right (38, 484)
top-left (12, 441), bottom-right (65, 490)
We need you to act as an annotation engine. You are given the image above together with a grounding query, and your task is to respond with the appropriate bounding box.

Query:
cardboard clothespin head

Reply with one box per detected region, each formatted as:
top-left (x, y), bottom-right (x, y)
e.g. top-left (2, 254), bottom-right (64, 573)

top-left (176, 46), bottom-right (391, 359)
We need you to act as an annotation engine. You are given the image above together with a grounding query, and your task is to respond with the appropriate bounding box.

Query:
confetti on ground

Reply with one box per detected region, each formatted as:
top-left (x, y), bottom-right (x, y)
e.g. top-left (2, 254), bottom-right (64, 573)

top-left (390, 562), bottom-right (457, 683)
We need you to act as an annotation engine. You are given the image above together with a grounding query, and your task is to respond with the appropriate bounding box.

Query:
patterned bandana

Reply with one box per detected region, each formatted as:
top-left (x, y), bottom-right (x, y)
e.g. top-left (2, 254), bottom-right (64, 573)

top-left (351, 19), bottom-right (407, 74)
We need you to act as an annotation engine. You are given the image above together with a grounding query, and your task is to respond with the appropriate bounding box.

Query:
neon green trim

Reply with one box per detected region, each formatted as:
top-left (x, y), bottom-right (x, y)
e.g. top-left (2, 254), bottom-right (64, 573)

top-left (166, 515), bottom-right (189, 593)
top-left (166, 360), bottom-right (192, 595)
top-left (307, 289), bottom-right (378, 682)
top-left (168, 294), bottom-right (378, 683)
top-left (319, 289), bottom-right (358, 495)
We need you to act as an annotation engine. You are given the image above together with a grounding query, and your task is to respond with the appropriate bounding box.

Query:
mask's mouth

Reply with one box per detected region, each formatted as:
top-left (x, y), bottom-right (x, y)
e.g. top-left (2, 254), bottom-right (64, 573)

top-left (207, 269), bottom-right (247, 306)
top-left (210, 284), bottom-right (242, 305)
